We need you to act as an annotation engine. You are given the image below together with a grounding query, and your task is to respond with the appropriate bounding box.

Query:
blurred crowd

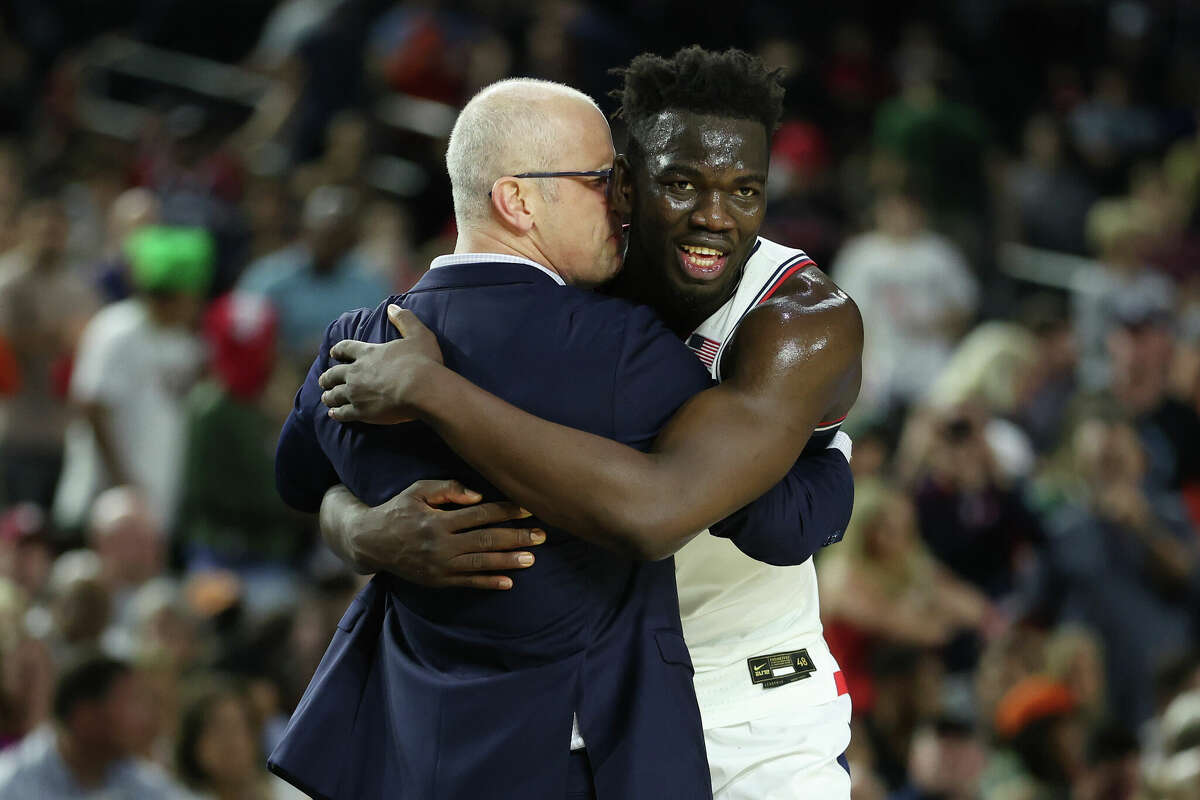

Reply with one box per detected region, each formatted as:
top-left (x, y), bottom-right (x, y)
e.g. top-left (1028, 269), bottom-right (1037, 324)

top-left (0, 0), bottom-right (1196, 798)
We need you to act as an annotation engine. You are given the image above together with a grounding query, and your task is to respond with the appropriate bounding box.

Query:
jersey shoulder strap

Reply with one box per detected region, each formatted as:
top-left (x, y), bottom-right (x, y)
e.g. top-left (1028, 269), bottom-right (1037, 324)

top-left (741, 238), bottom-right (817, 309)
top-left (707, 238), bottom-right (815, 380)
top-left (717, 239), bottom-right (846, 443)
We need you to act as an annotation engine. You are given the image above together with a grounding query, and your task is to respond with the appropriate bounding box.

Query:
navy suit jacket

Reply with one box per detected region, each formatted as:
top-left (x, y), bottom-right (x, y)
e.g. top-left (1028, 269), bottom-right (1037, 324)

top-left (269, 261), bottom-right (715, 799)
top-left (267, 259), bottom-right (857, 799)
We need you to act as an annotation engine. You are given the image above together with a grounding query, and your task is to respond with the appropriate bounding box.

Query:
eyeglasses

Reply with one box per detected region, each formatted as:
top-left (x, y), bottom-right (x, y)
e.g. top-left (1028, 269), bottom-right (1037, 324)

top-left (488, 168), bottom-right (613, 198)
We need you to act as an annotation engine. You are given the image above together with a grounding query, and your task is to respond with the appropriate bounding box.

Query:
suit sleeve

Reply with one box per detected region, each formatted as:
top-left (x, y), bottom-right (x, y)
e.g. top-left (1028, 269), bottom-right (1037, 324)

top-left (707, 442), bottom-right (855, 567)
top-left (275, 311), bottom-right (366, 513)
top-left (611, 304), bottom-right (715, 450)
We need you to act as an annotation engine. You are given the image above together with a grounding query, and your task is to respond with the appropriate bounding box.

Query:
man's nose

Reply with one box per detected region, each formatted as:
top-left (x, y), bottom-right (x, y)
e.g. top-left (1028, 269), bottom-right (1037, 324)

top-left (690, 191), bottom-right (736, 231)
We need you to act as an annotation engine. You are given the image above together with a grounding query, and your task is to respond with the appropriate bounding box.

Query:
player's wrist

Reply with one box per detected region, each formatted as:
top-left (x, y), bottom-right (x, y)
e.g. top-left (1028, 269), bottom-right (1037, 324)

top-left (403, 361), bottom-right (459, 421)
top-left (346, 515), bottom-right (388, 573)
top-left (323, 485), bottom-right (381, 573)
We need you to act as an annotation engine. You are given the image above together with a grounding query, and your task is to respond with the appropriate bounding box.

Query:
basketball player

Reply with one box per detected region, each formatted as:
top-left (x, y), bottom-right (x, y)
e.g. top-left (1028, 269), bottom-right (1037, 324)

top-left (318, 47), bottom-right (862, 797)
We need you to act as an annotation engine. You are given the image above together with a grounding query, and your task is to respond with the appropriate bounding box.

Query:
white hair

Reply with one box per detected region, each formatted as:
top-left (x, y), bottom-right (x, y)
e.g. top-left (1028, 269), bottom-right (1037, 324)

top-left (445, 78), bottom-right (601, 226)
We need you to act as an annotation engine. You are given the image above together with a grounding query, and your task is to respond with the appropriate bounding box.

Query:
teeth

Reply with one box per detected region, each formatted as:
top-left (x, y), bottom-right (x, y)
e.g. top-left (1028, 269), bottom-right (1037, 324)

top-left (680, 244), bottom-right (723, 256)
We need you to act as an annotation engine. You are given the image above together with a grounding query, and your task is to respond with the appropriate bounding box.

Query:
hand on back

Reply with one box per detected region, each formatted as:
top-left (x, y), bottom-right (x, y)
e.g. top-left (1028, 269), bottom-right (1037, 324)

top-left (319, 305), bottom-right (443, 424)
top-left (353, 479), bottom-right (546, 591)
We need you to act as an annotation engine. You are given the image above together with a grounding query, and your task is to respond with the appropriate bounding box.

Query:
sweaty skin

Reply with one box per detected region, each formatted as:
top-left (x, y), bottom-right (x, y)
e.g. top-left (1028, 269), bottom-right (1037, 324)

top-left (607, 113), bottom-right (770, 334)
top-left (320, 110), bottom-right (863, 562)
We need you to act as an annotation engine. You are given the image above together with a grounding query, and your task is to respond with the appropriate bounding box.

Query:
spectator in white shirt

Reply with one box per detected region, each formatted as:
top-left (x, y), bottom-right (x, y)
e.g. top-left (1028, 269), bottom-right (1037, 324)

top-left (832, 188), bottom-right (979, 422)
top-left (0, 655), bottom-right (186, 799)
top-left (54, 228), bottom-right (212, 532)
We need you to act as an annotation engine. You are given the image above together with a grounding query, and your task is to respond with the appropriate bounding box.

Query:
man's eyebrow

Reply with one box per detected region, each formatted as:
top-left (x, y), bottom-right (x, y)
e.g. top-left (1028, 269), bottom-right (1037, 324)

top-left (655, 164), bottom-right (768, 186)
top-left (655, 162), bottom-right (702, 177)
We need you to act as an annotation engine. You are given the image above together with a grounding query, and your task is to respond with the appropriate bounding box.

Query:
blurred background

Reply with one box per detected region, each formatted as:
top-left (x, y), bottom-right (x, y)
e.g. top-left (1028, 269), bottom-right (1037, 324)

top-left (0, 0), bottom-right (1196, 798)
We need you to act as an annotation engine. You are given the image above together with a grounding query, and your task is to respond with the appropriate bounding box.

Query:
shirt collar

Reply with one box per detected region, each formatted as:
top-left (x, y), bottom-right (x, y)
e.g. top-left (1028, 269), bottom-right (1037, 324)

top-left (429, 253), bottom-right (567, 287)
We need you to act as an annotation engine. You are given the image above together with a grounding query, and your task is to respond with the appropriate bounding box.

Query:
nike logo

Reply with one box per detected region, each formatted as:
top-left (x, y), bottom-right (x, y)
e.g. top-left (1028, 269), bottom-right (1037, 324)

top-left (751, 661), bottom-right (768, 671)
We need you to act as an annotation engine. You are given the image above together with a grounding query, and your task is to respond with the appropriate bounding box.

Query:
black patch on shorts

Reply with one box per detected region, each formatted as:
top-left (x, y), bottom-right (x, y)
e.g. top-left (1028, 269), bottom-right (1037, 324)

top-left (747, 648), bottom-right (817, 689)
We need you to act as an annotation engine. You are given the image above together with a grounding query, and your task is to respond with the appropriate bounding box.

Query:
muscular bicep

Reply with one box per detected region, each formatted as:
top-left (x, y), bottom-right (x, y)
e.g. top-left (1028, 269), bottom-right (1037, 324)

top-left (722, 285), bottom-right (862, 429)
top-left (409, 297), bottom-right (861, 557)
top-left (649, 293), bottom-right (863, 510)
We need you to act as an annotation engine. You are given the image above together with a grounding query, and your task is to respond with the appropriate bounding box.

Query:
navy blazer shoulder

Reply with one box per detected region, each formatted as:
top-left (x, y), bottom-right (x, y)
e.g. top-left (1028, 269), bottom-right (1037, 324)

top-left (269, 260), bottom-right (713, 800)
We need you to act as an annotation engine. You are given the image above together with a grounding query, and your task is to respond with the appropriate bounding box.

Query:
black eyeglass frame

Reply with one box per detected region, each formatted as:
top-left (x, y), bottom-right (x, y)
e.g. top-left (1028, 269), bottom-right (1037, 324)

top-left (487, 168), bottom-right (613, 198)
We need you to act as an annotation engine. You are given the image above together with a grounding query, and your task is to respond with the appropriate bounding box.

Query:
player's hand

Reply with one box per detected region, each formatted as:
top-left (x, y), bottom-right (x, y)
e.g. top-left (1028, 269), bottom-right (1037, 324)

top-left (319, 305), bottom-right (445, 424)
top-left (351, 480), bottom-right (546, 590)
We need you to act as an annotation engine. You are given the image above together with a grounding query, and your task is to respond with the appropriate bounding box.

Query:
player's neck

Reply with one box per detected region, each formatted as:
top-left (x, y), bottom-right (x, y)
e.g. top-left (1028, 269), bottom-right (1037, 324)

top-left (609, 253), bottom-right (732, 338)
top-left (661, 293), bottom-right (729, 339)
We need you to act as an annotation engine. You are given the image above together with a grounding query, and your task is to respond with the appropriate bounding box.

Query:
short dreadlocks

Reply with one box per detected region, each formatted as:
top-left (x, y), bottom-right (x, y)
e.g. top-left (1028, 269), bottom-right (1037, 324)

top-left (611, 46), bottom-right (785, 159)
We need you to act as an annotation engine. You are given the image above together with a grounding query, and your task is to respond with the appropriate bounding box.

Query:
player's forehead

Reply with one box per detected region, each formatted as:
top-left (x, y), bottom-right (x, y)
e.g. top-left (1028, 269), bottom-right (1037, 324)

top-left (638, 110), bottom-right (768, 177)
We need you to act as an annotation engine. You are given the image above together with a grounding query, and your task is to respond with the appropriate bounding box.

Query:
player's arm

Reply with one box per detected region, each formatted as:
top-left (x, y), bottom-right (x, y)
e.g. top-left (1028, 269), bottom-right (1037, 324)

top-left (706, 437), bottom-right (855, 565)
top-left (321, 294), bottom-right (862, 560)
top-left (275, 316), bottom-right (356, 513)
top-left (277, 313), bottom-right (544, 585)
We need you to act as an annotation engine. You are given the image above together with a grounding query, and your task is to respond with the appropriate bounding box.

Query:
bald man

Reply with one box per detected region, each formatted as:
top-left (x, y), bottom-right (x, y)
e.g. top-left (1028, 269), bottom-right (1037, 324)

top-left (268, 79), bottom-right (713, 800)
top-left (87, 487), bottom-right (163, 613)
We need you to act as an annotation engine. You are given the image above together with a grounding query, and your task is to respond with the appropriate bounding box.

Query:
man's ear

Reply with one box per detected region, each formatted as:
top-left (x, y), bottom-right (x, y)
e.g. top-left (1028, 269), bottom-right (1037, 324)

top-left (612, 154), bottom-right (634, 216)
top-left (490, 177), bottom-right (535, 233)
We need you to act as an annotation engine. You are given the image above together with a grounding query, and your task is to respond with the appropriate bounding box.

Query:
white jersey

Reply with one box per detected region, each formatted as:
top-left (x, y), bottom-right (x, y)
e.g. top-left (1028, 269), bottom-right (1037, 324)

top-left (676, 236), bottom-right (848, 730)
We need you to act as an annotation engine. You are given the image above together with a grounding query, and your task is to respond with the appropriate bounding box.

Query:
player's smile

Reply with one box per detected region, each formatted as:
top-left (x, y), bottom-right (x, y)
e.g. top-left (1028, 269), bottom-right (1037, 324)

top-left (676, 239), bottom-right (732, 280)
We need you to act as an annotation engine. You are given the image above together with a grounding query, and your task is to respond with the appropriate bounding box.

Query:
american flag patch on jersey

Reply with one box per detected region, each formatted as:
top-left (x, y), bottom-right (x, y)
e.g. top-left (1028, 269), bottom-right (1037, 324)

top-left (686, 334), bottom-right (720, 368)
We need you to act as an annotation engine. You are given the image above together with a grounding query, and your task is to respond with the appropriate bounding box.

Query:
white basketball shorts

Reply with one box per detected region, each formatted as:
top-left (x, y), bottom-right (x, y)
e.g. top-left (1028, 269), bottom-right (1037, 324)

top-left (706, 694), bottom-right (852, 800)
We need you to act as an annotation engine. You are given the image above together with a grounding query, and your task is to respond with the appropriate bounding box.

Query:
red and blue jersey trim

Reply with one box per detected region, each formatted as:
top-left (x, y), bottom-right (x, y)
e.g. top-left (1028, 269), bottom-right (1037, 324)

top-left (710, 244), bottom-right (815, 380)
top-left (814, 413), bottom-right (847, 433)
top-left (748, 251), bottom-right (815, 308)
top-left (803, 415), bottom-right (846, 455)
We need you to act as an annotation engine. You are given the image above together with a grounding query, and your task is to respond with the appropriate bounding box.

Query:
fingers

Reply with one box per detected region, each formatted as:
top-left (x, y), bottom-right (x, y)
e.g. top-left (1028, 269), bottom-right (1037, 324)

top-left (387, 304), bottom-right (406, 333)
top-left (446, 550), bottom-right (537, 573)
top-left (318, 363), bottom-right (350, 390)
top-left (389, 306), bottom-right (429, 341)
top-left (321, 384), bottom-right (351, 409)
top-left (329, 339), bottom-right (367, 363)
top-left (439, 574), bottom-right (514, 591)
top-left (435, 537), bottom-right (545, 589)
top-left (442, 501), bottom-right (532, 531)
top-left (327, 405), bottom-right (363, 423)
top-left (407, 479), bottom-right (484, 507)
top-left (453, 527), bottom-right (546, 554)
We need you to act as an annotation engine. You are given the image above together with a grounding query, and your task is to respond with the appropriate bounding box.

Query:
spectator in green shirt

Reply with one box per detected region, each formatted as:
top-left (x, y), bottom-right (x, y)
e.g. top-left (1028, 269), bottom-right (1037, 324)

top-left (175, 293), bottom-right (311, 619)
